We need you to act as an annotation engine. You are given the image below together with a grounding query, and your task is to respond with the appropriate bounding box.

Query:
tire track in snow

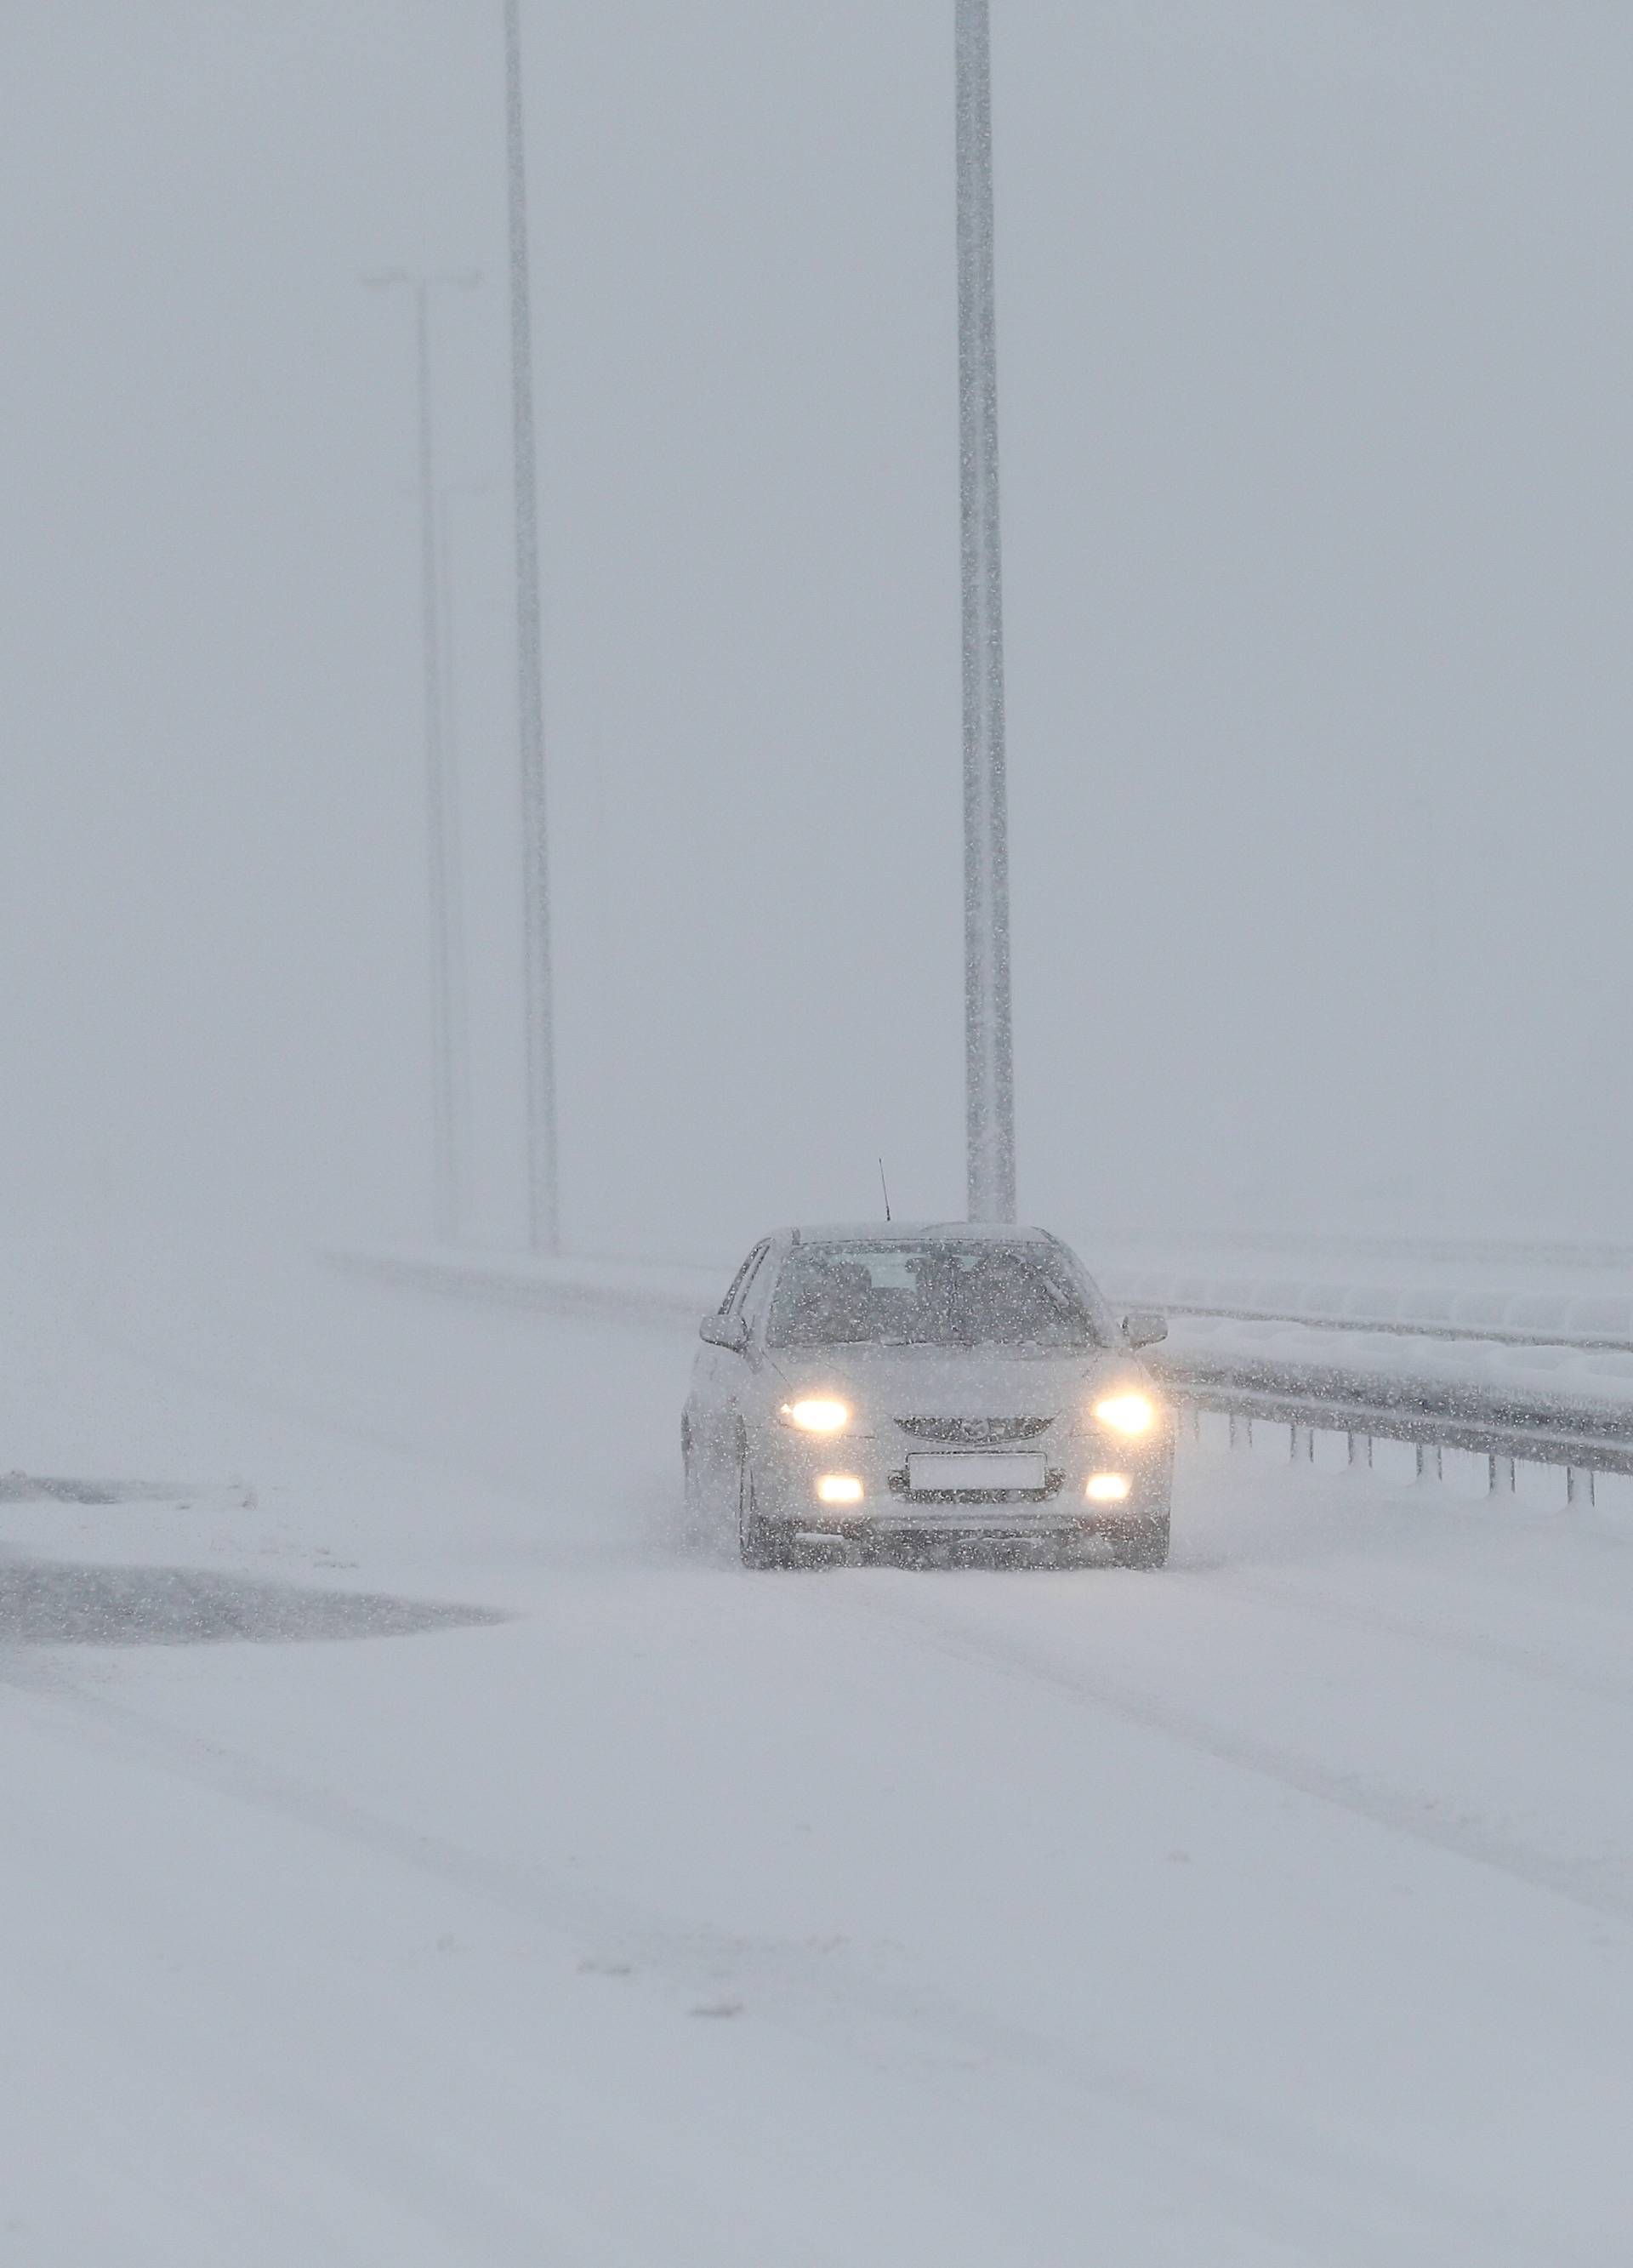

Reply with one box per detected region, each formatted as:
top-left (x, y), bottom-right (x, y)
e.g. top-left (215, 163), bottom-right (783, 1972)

top-left (811, 1573), bottom-right (1633, 1929)
top-left (0, 1657), bottom-right (1561, 2268)
top-left (1203, 1565), bottom-right (1633, 1712)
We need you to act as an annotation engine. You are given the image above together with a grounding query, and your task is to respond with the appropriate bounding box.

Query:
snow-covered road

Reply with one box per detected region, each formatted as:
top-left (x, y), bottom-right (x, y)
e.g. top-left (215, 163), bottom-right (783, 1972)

top-left (6, 1227), bottom-right (1633, 2265)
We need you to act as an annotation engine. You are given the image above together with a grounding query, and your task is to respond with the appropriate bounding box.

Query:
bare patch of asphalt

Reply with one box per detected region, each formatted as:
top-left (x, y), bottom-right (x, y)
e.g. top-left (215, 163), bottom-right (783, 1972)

top-left (0, 1473), bottom-right (254, 1508)
top-left (0, 1561), bottom-right (506, 1649)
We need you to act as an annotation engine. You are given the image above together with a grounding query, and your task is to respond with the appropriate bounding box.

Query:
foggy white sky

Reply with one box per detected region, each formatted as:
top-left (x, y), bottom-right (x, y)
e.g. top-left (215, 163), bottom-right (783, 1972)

top-left (4, 2), bottom-right (1630, 1261)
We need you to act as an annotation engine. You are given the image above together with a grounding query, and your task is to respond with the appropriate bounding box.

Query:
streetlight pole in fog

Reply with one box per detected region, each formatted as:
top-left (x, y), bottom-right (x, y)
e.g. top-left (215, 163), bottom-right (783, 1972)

top-left (504, 0), bottom-right (560, 1255)
top-left (435, 476), bottom-right (495, 1208)
top-left (362, 266), bottom-right (480, 1245)
top-left (957, 0), bottom-right (1016, 1224)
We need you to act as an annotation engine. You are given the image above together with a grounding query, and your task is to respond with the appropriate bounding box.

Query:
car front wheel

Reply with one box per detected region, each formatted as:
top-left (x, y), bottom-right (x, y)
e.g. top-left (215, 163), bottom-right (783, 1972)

top-left (737, 1452), bottom-right (799, 1571)
top-left (1107, 1512), bottom-right (1170, 1569)
top-left (681, 1417), bottom-right (714, 1541)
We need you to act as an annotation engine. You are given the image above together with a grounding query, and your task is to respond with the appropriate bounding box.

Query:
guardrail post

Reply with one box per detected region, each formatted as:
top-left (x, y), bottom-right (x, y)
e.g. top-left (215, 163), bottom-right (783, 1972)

top-left (1488, 1453), bottom-right (1516, 1496)
top-left (1228, 1412), bottom-right (1251, 1453)
top-left (1346, 1430), bottom-right (1372, 1472)
top-left (1567, 1465), bottom-right (1595, 1508)
top-left (1415, 1443), bottom-right (1442, 1484)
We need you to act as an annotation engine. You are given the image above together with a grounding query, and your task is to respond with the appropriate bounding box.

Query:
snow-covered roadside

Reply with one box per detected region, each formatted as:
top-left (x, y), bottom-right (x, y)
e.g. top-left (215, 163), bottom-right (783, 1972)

top-left (330, 1239), bottom-right (722, 1332)
top-left (1162, 1311), bottom-right (1633, 1422)
top-left (7, 1222), bottom-right (1633, 2262)
top-left (332, 1235), bottom-right (1633, 1433)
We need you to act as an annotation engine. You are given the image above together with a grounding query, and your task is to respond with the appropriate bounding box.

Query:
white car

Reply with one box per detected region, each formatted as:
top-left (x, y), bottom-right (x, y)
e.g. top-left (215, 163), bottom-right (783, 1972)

top-left (682, 1222), bottom-right (1173, 1568)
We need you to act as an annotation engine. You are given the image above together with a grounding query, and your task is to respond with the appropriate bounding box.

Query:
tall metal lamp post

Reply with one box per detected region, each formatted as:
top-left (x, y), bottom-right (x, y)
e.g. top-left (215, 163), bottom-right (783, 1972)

top-left (956, 0), bottom-right (1016, 1224)
top-left (503, 0), bottom-right (560, 1254)
top-left (362, 265), bottom-right (481, 1245)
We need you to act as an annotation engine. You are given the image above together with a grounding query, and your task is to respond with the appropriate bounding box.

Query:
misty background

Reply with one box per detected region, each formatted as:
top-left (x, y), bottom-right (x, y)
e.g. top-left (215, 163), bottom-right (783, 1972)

top-left (4, 0), bottom-right (1628, 1265)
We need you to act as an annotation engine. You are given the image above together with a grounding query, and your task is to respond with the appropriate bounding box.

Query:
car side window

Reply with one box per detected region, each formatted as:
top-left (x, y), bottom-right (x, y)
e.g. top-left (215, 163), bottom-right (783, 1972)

top-left (717, 1245), bottom-right (764, 1319)
top-left (728, 1242), bottom-right (771, 1326)
top-left (737, 1245), bottom-right (779, 1336)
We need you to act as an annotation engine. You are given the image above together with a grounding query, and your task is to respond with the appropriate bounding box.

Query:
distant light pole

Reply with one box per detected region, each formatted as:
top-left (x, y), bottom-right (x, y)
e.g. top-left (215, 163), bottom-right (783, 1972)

top-left (362, 266), bottom-right (481, 1245)
top-left (957, 0), bottom-right (1016, 1223)
top-left (504, 0), bottom-right (560, 1254)
top-left (435, 476), bottom-right (494, 1203)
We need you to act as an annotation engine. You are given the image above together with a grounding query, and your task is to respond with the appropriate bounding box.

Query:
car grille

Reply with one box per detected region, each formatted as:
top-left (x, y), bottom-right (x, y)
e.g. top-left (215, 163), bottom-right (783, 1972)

top-left (894, 1416), bottom-right (1055, 1445)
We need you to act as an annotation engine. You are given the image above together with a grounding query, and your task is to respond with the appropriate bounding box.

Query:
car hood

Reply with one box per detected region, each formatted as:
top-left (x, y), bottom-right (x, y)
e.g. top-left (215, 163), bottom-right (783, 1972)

top-left (763, 1342), bottom-right (1146, 1428)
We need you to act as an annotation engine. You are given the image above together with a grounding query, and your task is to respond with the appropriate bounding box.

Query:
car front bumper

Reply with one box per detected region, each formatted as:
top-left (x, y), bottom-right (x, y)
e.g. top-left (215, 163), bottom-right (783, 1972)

top-left (750, 1422), bottom-right (1173, 1541)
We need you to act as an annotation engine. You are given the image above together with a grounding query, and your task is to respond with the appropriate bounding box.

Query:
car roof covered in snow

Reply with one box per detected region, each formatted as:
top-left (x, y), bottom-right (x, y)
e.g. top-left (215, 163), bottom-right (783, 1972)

top-left (772, 1222), bottom-right (1055, 1247)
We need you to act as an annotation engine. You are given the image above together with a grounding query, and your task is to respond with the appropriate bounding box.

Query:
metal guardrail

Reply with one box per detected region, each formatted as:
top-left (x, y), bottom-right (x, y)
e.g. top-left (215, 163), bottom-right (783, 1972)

top-left (1152, 1345), bottom-right (1633, 1504)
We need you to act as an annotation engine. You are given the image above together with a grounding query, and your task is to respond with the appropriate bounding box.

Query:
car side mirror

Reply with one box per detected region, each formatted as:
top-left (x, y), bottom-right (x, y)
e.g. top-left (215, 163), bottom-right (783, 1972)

top-left (700, 1313), bottom-right (748, 1353)
top-left (1122, 1308), bottom-right (1168, 1350)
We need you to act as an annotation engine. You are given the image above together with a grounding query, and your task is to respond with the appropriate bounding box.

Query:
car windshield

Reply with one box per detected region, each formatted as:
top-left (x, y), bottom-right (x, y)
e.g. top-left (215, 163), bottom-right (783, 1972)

top-left (765, 1241), bottom-right (1108, 1351)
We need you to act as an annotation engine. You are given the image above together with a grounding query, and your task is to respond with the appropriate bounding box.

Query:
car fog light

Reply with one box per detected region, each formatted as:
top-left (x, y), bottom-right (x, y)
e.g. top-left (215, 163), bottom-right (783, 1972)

top-left (1086, 1473), bottom-right (1132, 1503)
top-left (816, 1474), bottom-right (864, 1506)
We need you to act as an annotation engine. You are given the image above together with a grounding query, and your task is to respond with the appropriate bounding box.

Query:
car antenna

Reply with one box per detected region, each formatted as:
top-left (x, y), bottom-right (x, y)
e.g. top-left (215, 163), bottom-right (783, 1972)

top-left (878, 1158), bottom-right (893, 1223)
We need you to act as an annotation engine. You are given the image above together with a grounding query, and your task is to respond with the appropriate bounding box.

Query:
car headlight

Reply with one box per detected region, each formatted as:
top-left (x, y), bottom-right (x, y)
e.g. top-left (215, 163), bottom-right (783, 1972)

top-left (780, 1397), bottom-right (851, 1433)
top-left (1092, 1392), bottom-right (1158, 1437)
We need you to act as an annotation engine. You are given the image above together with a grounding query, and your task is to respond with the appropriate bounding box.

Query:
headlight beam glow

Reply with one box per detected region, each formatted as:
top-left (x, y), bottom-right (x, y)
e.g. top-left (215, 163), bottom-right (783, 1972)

top-left (1092, 1392), bottom-right (1158, 1437)
top-left (781, 1397), bottom-right (851, 1433)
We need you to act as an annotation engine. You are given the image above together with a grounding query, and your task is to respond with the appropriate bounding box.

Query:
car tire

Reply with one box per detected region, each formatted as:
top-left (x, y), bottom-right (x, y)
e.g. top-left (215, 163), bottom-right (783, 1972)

top-left (737, 1452), bottom-right (798, 1571)
top-left (680, 1418), bottom-right (711, 1541)
top-left (1108, 1513), bottom-right (1170, 1570)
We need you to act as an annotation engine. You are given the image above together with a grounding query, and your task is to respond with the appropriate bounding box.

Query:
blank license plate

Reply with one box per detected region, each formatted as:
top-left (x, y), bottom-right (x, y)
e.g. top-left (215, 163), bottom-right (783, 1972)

top-left (907, 1451), bottom-right (1047, 1495)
